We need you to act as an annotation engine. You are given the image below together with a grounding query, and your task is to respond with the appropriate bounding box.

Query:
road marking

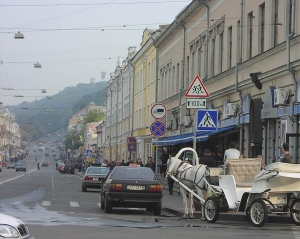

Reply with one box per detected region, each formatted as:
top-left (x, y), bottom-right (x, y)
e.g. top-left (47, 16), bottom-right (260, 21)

top-left (0, 175), bottom-right (24, 185)
top-left (41, 201), bottom-right (51, 207)
top-left (27, 169), bottom-right (36, 174)
top-left (97, 203), bottom-right (101, 207)
top-left (70, 201), bottom-right (79, 207)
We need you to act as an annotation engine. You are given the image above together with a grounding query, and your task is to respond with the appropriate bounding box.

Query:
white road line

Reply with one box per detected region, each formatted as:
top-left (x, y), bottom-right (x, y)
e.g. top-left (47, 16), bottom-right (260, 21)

top-left (52, 175), bottom-right (54, 190)
top-left (97, 203), bottom-right (101, 207)
top-left (0, 175), bottom-right (24, 185)
top-left (70, 201), bottom-right (79, 207)
top-left (41, 201), bottom-right (51, 207)
top-left (27, 169), bottom-right (37, 174)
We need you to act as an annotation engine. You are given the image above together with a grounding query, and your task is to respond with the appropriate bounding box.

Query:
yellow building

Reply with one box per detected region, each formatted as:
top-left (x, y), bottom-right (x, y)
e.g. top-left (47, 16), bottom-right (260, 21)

top-left (131, 28), bottom-right (161, 163)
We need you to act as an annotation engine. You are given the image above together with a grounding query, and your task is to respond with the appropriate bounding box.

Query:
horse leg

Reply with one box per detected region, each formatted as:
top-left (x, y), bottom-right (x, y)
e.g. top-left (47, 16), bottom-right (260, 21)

top-left (188, 194), bottom-right (194, 219)
top-left (180, 188), bottom-right (189, 219)
top-left (195, 189), bottom-right (206, 221)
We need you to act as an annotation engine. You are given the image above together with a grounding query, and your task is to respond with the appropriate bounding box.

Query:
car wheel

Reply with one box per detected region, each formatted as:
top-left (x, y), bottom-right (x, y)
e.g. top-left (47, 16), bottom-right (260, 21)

top-left (82, 185), bottom-right (87, 192)
top-left (153, 199), bottom-right (162, 216)
top-left (290, 199), bottom-right (300, 226)
top-left (100, 193), bottom-right (105, 210)
top-left (16, 170), bottom-right (18, 172)
top-left (104, 197), bottom-right (112, 213)
top-left (146, 207), bottom-right (153, 212)
top-left (25, 170), bottom-right (26, 172)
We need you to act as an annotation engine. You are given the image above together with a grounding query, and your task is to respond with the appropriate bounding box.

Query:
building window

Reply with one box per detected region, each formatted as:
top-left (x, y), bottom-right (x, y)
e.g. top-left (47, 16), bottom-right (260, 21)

top-left (273, 0), bottom-right (279, 47)
top-left (248, 11), bottom-right (253, 59)
top-left (176, 63), bottom-right (180, 94)
top-left (186, 56), bottom-right (189, 88)
top-left (259, 3), bottom-right (265, 53)
top-left (219, 33), bottom-right (223, 73)
top-left (197, 47), bottom-right (201, 77)
top-left (236, 20), bottom-right (240, 61)
top-left (191, 52), bottom-right (195, 79)
top-left (172, 66), bottom-right (175, 96)
top-left (211, 38), bottom-right (215, 77)
top-left (228, 26), bottom-right (232, 69)
top-left (148, 62), bottom-right (151, 86)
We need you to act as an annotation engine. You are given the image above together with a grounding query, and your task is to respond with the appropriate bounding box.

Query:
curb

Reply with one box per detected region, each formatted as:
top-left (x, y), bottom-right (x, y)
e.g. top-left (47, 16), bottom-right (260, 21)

top-left (162, 206), bottom-right (293, 224)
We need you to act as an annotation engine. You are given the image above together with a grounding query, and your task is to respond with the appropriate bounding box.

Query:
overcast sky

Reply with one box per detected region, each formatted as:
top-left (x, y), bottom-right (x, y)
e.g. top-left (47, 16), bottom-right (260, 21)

top-left (0, 0), bottom-right (189, 106)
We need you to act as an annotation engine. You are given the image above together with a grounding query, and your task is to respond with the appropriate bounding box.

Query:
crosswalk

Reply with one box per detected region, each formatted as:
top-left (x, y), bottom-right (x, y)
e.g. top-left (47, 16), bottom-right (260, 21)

top-left (41, 201), bottom-right (97, 208)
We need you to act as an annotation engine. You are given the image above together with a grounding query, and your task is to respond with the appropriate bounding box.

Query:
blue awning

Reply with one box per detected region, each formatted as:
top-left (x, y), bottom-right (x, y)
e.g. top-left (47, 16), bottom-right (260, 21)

top-left (153, 126), bottom-right (236, 146)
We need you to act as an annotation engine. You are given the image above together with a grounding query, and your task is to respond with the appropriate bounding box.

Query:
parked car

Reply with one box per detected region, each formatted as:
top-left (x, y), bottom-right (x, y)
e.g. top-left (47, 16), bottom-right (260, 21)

top-left (100, 166), bottom-right (163, 215)
top-left (0, 213), bottom-right (34, 239)
top-left (64, 162), bottom-right (74, 174)
top-left (82, 167), bottom-right (110, 192)
top-left (42, 161), bottom-right (49, 167)
top-left (15, 163), bottom-right (27, 172)
top-left (58, 164), bottom-right (65, 173)
top-left (6, 163), bottom-right (16, 169)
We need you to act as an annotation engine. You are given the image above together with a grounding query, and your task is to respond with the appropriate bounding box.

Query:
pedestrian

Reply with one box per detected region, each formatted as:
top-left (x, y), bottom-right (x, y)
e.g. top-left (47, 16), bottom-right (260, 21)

top-left (223, 141), bottom-right (241, 163)
top-left (199, 149), bottom-right (217, 167)
top-left (145, 156), bottom-right (155, 172)
top-left (37, 163), bottom-right (40, 170)
top-left (124, 157), bottom-right (132, 166)
top-left (161, 149), bottom-right (169, 176)
top-left (257, 155), bottom-right (266, 169)
top-left (136, 158), bottom-right (144, 167)
top-left (281, 143), bottom-right (293, 163)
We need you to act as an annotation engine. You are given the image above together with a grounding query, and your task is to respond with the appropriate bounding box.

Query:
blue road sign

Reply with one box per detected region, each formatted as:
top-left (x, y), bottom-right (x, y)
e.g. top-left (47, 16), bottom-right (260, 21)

top-left (83, 149), bottom-right (92, 156)
top-left (197, 110), bottom-right (218, 131)
top-left (150, 121), bottom-right (166, 137)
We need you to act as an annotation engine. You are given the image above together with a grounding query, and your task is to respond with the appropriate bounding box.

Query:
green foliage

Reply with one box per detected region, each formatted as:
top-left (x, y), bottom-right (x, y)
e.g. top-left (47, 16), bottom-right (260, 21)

top-left (64, 131), bottom-right (83, 150)
top-left (83, 110), bottom-right (105, 124)
top-left (9, 82), bottom-right (108, 140)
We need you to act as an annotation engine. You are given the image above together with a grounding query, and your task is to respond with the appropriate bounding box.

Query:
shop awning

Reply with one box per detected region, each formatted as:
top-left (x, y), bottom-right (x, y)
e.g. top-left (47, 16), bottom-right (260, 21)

top-left (153, 126), bottom-right (236, 146)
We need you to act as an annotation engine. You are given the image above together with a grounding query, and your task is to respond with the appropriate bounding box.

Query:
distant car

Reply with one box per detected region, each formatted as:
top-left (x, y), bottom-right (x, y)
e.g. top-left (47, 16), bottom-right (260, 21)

top-left (38, 147), bottom-right (43, 152)
top-left (52, 153), bottom-right (57, 157)
top-left (6, 163), bottom-right (16, 169)
top-left (82, 167), bottom-right (110, 192)
top-left (100, 166), bottom-right (163, 215)
top-left (64, 162), bottom-right (74, 174)
top-left (42, 161), bottom-right (49, 167)
top-left (33, 147), bottom-right (37, 152)
top-left (54, 156), bottom-right (59, 161)
top-left (44, 152), bottom-right (49, 156)
top-left (58, 164), bottom-right (65, 173)
top-left (0, 213), bottom-right (34, 239)
top-left (15, 163), bottom-right (27, 172)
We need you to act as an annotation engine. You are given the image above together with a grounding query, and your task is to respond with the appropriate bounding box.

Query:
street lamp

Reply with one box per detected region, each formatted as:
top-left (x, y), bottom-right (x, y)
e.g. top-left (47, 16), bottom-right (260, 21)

top-left (14, 31), bottom-right (24, 39)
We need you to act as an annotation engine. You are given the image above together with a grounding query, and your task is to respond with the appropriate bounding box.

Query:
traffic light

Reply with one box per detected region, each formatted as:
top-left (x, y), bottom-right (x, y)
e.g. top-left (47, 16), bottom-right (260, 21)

top-left (249, 72), bottom-right (262, 89)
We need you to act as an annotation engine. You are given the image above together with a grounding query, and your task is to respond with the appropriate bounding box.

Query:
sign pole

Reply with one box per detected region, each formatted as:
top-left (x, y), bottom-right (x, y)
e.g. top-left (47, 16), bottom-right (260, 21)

top-left (155, 137), bottom-right (159, 175)
top-left (193, 113), bottom-right (197, 165)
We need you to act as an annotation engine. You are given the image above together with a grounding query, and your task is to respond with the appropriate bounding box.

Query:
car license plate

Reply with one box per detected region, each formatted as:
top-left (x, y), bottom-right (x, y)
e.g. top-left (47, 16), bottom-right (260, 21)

top-left (127, 185), bottom-right (145, 190)
top-left (93, 177), bottom-right (98, 181)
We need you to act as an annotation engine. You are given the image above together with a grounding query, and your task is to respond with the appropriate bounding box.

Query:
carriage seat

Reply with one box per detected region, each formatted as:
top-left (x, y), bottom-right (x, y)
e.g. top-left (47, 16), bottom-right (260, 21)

top-left (225, 158), bottom-right (261, 187)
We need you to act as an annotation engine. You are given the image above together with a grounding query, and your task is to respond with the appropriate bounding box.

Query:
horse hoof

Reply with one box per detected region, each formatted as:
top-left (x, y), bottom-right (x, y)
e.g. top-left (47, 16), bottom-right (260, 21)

top-left (183, 215), bottom-right (188, 219)
top-left (201, 217), bottom-right (206, 221)
top-left (189, 215), bottom-right (194, 219)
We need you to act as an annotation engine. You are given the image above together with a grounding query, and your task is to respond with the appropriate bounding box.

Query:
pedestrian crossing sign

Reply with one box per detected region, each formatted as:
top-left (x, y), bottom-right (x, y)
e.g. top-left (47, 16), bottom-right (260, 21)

top-left (197, 110), bottom-right (218, 131)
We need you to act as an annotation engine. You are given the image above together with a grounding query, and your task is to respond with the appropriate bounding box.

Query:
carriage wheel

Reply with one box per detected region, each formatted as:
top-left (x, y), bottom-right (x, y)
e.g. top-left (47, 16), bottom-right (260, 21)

top-left (204, 197), bottom-right (219, 223)
top-left (290, 199), bottom-right (300, 226)
top-left (249, 198), bottom-right (268, 227)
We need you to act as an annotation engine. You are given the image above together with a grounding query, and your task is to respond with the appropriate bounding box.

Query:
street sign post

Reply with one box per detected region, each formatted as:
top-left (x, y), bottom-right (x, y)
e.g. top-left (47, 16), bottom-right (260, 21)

top-left (197, 110), bottom-right (218, 131)
top-left (186, 98), bottom-right (207, 109)
top-left (151, 103), bottom-right (166, 119)
top-left (150, 121), bottom-right (166, 137)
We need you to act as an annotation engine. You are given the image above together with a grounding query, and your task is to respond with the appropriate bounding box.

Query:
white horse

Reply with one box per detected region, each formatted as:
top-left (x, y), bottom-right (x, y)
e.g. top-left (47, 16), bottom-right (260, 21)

top-left (166, 147), bottom-right (209, 219)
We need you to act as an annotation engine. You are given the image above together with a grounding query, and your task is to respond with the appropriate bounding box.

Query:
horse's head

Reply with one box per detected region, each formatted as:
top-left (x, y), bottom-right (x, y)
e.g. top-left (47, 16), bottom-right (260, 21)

top-left (166, 156), bottom-right (182, 176)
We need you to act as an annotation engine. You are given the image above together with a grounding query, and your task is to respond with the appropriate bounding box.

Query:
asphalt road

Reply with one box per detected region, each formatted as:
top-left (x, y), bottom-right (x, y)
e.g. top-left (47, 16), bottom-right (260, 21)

top-left (0, 145), bottom-right (298, 239)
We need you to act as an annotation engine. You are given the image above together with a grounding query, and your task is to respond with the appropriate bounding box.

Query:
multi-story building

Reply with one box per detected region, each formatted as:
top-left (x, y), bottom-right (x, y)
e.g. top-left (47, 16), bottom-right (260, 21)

top-left (105, 48), bottom-right (136, 162)
top-left (154, 0), bottom-right (300, 164)
top-left (131, 29), bottom-right (161, 163)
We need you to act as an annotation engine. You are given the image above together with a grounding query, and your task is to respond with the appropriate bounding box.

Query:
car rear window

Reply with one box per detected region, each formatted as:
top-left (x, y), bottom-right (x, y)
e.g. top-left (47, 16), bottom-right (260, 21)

top-left (87, 167), bottom-right (110, 175)
top-left (17, 163), bottom-right (25, 166)
top-left (113, 167), bottom-right (155, 180)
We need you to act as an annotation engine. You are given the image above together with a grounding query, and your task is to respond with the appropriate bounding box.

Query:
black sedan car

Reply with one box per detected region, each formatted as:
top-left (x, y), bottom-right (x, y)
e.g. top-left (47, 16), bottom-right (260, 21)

top-left (15, 163), bottom-right (27, 172)
top-left (82, 167), bottom-right (110, 192)
top-left (100, 166), bottom-right (163, 215)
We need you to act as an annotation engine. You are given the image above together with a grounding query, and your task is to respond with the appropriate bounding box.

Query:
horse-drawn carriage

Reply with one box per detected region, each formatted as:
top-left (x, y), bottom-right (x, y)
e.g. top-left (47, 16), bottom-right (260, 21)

top-left (166, 147), bottom-right (300, 227)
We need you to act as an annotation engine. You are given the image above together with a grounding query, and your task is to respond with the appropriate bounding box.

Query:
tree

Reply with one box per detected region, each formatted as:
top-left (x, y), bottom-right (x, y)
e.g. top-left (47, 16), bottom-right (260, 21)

top-left (83, 110), bottom-right (105, 124)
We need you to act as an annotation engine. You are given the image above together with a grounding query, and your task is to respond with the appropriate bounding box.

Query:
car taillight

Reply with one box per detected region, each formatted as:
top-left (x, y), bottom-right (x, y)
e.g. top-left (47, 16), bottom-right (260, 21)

top-left (110, 184), bottom-right (122, 191)
top-left (150, 185), bottom-right (163, 192)
top-left (84, 176), bottom-right (93, 180)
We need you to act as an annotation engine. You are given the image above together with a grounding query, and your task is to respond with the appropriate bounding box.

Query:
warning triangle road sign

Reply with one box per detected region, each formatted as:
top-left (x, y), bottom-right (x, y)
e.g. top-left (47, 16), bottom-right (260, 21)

top-left (198, 112), bottom-right (216, 128)
top-left (185, 75), bottom-right (210, 98)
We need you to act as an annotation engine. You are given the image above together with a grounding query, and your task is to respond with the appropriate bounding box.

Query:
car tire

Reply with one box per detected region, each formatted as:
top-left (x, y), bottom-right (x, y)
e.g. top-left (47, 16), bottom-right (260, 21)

top-left (100, 193), bottom-right (105, 210)
top-left (25, 170), bottom-right (26, 172)
top-left (104, 197), bottom-right (112, 213)
top-left (153, 199), bottom-right (162, 216)
top-left (82, 185), bottom-right (87, 192)
top-left (16, 169), bottom-right (18, 172)
top-left (146, 207), bottom-right (153, 212)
